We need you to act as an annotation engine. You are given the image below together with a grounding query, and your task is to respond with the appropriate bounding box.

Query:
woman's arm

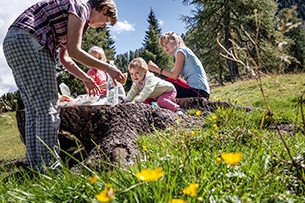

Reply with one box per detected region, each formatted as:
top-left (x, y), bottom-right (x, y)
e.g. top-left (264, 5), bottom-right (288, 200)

top-left (58, 47), bottom-right (100, 95)
top-left (148, 51), bottom-right (185, 80)
top-left (65, 13), bottom-right (124, 82)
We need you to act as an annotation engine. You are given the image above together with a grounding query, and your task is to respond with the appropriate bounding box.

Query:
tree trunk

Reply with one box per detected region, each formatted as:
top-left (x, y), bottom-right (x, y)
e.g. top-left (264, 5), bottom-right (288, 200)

top-left (223, 2), bottom-right (240, 82)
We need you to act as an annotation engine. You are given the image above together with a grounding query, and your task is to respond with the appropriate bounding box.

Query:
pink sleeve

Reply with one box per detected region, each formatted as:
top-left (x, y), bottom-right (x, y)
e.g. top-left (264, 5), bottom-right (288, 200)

top-left (87, 68), bottom-right (97, 77)
top-left (98, 71), bottom-right (107, 84)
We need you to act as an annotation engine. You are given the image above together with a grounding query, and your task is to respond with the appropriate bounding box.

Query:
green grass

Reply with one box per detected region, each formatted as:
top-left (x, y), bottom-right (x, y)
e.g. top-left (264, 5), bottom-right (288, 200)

top-left (0, 112), bottom-right (25, 161)
top-left (1, 73), bottom-right (305, 202)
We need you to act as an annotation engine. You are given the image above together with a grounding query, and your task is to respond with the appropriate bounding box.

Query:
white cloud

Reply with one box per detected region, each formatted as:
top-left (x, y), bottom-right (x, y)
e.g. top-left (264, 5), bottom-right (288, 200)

top-left (0, 0), bottom-right (37, 96)
top-left (111, 20), bottom-right (135, 34)
top-left (158, 18), bottom-right (164, 27)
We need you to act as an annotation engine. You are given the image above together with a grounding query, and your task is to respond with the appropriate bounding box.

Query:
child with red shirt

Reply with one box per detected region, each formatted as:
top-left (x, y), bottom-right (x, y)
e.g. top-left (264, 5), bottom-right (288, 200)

top-left (87, 46), bottom-right (108, 95)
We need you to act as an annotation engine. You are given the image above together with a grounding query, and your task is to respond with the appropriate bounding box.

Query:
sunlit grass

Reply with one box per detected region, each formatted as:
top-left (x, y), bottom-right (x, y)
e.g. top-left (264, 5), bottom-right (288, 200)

top-left (1, 74), bottom-right (305, 202)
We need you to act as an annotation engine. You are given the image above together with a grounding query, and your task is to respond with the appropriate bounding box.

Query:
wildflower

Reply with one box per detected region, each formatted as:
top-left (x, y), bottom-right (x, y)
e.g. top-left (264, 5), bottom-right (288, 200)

top-left (143, 145), bottom-right (148, 151)
top-left (216, 157), bottom-right (222, 163)
top-left (195, 110), bottom-right (201, 116)
top-left (253, 9), bottom-right (258, 14)
top-left (105, 183), bottom-right (113, 189)
top-left (191, 131), bottom-right (196, 135)
top-left (136, 167), bottom-right (164, 182)
top-left (216, 98), bottom-right (221, 102)
top-left (212, 115), bottom-right (217, 120)
top-left (234, 98), bottom-right (238, 103)
top-left (221, 152), bottom-right (243, 166)
top-left (168, 199), bottom-right (188, 203)
top-left (197, 196), bottom-right (204, 201)
top-left (95, 188), bottom-right (115, 202)
top-left (88, 174), bottom-right (97, 184)
top-left (213, 124), bottom-right (218, 130)
top-left (182, 183), bottom-right (199, 197)
top-left (176, 118), bottom-right (181, 123)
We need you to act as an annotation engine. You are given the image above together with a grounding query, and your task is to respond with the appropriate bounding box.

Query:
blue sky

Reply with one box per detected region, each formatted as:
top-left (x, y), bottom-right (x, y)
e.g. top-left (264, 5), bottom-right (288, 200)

top-left (111, 0), bottom-right (194, 54)
top-left (0, 0), bottom-right (195, 95)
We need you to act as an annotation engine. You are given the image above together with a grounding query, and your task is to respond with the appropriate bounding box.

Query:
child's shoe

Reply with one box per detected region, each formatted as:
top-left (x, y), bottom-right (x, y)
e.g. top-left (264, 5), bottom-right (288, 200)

top-left (176, 108), bottom-right (185, 116)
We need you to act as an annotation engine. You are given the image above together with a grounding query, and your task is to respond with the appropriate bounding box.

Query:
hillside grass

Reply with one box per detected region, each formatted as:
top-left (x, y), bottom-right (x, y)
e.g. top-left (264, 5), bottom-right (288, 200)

top-left (0, 112), bottom-right (25, 161)
top-left (1, 73), bottom-right (305, 202)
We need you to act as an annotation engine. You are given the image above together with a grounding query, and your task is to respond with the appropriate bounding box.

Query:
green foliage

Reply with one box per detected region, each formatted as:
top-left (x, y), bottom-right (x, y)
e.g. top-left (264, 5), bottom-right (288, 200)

top-left (275, 6), bottom-right (305, 73)
top-left (141, 8), bottom-right (174, 71)
top-left (182, 0), bottom-right (305, 85)
top-left (277, 0), bottom-right (305, 20)
top-left (0, 91), bottom-right (22, 113)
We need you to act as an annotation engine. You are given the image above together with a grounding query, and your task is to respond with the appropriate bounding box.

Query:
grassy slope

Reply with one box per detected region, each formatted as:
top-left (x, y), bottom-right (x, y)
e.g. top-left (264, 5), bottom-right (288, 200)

top-left (212, 73), bottom-right (305, 122)
top-left (1, 73), bottom-right (304, 162)
top-left (1, 73), bottom-right (305, 202)
top-left (0, 112), bottom-right (25, 161)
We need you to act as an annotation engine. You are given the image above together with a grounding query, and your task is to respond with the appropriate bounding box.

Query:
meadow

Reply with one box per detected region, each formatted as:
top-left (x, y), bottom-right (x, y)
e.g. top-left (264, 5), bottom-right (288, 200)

top-left (0, 73), bottom-right (305, 202)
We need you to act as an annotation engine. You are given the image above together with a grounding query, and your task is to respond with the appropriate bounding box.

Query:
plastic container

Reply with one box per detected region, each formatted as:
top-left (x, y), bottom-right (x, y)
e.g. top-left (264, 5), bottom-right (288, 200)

top-left (106, 75), bottom-right (119, 105)
top-left (59, 82), bottom-right (71, 96)
top-left (106, 61), bottom-right (119, 105)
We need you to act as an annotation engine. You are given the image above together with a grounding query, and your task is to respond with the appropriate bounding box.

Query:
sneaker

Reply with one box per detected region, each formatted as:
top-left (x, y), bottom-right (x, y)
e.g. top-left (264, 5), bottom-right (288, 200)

top-left (176, 108), bottom-right (185, 116)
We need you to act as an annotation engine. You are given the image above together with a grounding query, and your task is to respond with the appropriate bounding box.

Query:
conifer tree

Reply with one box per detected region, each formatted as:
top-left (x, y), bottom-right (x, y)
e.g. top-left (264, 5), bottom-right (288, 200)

top-left (181, 0), bottom-right (280, 84)
top-left (276, 0), bottom-right (305, 20)
top-left (141, 8), bottom-right (173, 70)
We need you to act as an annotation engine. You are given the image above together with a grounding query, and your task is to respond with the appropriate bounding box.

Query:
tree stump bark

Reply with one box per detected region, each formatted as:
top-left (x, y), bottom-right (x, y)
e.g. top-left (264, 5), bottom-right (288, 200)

top-left (15, 98), bottom-right (249, 170)
top-left (16, 103), bottom-right (179, 169)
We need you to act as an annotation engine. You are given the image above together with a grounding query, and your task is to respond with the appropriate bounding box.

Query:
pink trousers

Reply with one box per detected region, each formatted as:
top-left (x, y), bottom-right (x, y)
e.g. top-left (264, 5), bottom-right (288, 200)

top-left (144, 89), bottom-right (179, 112)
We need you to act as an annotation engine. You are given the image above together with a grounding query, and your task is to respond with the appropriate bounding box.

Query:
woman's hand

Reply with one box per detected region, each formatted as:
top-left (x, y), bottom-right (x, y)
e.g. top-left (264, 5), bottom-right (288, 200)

top-left (148, 60), bottom-right (160, 73)
top-left (83, 76), bottom-right (100, 96)
top-left (107, 64), bottom-right (125, 84)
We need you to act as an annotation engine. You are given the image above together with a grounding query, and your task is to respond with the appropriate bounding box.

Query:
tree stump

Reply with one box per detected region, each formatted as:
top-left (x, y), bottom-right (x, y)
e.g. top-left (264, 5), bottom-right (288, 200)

top-left (16, 103), bottom-right (179, 169)
top-left (15, 98), bottom-right (250, 170)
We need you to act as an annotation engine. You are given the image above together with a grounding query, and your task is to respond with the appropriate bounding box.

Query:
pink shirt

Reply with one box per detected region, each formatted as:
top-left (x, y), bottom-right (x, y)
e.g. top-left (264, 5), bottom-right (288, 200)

top-left (87, 68), bottom-right (107, 95)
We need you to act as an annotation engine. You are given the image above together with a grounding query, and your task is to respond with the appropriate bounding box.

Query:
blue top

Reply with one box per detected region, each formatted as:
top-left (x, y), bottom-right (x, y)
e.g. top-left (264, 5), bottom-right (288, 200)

top-left (177, 46), bottom-right (210, 94)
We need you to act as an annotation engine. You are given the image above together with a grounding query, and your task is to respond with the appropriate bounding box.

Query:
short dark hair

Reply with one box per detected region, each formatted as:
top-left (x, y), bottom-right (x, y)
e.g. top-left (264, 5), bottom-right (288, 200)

top-left (88, 0), bottom-right (118, 25)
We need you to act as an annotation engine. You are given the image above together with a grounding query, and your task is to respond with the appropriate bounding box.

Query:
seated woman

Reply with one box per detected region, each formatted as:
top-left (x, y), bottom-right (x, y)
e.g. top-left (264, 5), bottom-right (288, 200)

top-left (148, 31), bottom-right (210, 99)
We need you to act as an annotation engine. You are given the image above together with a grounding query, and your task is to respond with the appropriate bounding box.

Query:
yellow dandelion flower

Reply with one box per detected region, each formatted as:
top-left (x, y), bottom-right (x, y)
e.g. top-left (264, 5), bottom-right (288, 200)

top-left (95, 188), bottom-right (115, 202)
top-left (176, 118), bottom-right (181, 123)
top-left (221, 152), bottom-right (243, 166)
top-left (213, 124), bottom-right (218, 130)
top-left (168, 199), bottom-right (188, 203)
top-left (182, 183), bottom-right (199, 197)
top-left (212, 115), bottom-right (217, 120)
top-left (143, 145), bottom-right (148, 151)
top-left (195, 110), bottom-right (201, 116)
top-left (191, 131), bottom-right (196, 135)
top-left (136, 167), bottom-right (164, 182)
top-left (216, 98), bottom-right (221, 102)
top-left (105, 183), bottom-right (113, 189)
top-left (88, 174), bottom-right (97, 184)
top-left (216, 157), bottom-right (222, 163)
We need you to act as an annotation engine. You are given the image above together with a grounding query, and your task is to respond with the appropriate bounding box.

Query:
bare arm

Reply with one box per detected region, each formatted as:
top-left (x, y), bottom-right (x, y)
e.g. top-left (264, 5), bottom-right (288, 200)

top-left (58, 47), bottom-right (100, 95)
top-left (148, 51), bottom-right (185, 80)
top-left (65, 13), bottom-right (124, 82)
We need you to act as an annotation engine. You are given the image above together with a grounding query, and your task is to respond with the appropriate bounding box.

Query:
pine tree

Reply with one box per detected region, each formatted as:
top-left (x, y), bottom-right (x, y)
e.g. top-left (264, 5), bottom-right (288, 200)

top-left (181, 0), bottom-right (280, 84)
top-left (276, 0), bottom-right (305, 20)
top-left (141, 8), bottom-right (173, 70)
